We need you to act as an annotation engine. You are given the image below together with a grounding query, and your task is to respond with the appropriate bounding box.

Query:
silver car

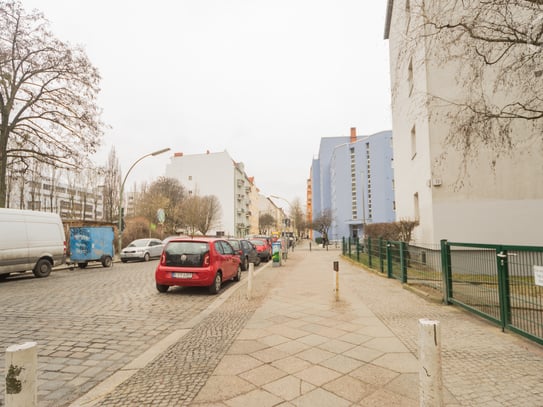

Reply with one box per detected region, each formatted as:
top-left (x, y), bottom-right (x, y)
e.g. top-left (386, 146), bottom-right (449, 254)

top-left (120, 238), bottom-right (164, 262)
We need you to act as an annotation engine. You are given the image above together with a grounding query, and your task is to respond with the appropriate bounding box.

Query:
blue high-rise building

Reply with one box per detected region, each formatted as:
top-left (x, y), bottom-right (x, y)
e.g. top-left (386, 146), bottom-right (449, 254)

top-left (311, 128), bottom-right (395, 241)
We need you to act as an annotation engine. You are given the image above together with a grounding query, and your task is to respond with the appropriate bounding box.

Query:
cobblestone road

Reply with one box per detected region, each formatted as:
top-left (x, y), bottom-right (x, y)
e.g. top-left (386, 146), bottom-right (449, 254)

top-left (0, 260), bottom-right (230, 407)
top-left (96, 259), bottom-right (281, 406)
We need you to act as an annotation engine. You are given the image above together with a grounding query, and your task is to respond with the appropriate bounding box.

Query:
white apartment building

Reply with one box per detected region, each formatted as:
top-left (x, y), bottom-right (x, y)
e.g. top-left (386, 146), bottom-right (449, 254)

top-left (385, 0), bottom-right (543, 246)
top-left (165, 151), bottom-right (254, 237)
top-left (5, 176), bottom-right (104, 221)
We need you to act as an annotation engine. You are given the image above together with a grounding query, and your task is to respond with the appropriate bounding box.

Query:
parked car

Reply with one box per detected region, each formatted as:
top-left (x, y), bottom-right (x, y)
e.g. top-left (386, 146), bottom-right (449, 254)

top-left (120, 238), bottom-right (163, 262)
top-left (155, 237), bottom-right (241, 294)
top-left (227, 238), bottom-right (260, 270)
top-left (250, 238), bottom-right (272, 262)
top-left (162, 235), bottom-right (181, 245)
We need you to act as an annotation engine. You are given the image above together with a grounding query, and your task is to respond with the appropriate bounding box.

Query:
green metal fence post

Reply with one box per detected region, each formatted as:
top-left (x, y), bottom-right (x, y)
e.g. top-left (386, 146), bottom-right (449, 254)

top-left (356, 238), bottom-right (360, 262)
top-left (400, 241), bottom-right (407, 283)
top-left (386, 241), bottom-right (392, 278)
top-left (440, 239), bottom-right (452, 304)
top-left (379, 238), bottom-right (384, 273)
top-left (496, 246), bottom-right (512, 331)
top-left (348, 237), bottom-right (352, 258)
top-left (368, 238), bottom-right (372, 268)
top-left (342, 237), bottom-right (346, 254)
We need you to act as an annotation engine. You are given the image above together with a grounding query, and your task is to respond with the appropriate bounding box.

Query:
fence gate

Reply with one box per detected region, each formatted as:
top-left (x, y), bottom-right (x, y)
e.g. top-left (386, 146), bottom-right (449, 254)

top-left (442, 241), bottom-right (543, 345)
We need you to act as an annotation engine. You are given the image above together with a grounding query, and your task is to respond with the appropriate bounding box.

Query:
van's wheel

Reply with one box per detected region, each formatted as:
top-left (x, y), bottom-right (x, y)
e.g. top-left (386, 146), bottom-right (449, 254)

top-left (241, 257), bottom-right (248, 271)
top-left (78, 262), bottom-right (88, 269)
top-left (33, 259), bottom-right (52, 278)
top-left (101, 256), bottom-right (112, 268)
top-left (209, 272), bottom-right (222, 294)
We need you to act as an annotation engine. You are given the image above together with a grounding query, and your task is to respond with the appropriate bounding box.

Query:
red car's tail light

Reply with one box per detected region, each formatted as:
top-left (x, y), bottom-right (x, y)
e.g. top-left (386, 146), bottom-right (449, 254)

top-left (160, 252), bottom-right (166, 265)
top-left (203, 253), bottom-right (210, 266)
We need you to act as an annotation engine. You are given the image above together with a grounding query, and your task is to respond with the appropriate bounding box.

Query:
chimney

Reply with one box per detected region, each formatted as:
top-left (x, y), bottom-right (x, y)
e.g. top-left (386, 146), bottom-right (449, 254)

top-left (174, 152), bottom-right (183, 157)
top-left (350, 127), bottom-right (357, 143)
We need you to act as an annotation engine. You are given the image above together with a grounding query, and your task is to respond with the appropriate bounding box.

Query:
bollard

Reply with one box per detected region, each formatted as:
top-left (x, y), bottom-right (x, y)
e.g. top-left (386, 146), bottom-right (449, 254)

top-left (5, 341), bottom-right (38, 407)
top-left (247, 262), bottom-right (254, 300)
top-left (418, 319), bottom-right (443, 407)
top-left (333, 261), bottom-right (339, 301)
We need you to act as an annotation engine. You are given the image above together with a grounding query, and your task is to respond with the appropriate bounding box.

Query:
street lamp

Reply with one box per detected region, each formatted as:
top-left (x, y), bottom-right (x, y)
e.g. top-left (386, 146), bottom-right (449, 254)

top-left (269, 195), bottom-right (296, 257)
top-left (270, 195), bottom-right (292, 216)
top-left (269, 194), bottom-right (295, 233)
top-left (118, 148), bottom-right (170, 254)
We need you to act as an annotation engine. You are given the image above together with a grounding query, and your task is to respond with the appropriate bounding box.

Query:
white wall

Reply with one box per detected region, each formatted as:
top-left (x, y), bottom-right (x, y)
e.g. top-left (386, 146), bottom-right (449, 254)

top-left (388, 0), bottom-right (543, 246)
top-left (165, 152), bottom-right (235, 235)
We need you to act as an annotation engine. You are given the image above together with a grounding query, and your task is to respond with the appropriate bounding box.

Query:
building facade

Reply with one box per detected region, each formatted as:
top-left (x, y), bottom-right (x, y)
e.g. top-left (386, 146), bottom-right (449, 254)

top-left (164, 151), bottom-right (254, 237)
top-left (385, 0), bottom-right (543, 246)
top-left (5, 176), bottom-right (104, 221)
top-left (311, 128), bottom-right (395, 240)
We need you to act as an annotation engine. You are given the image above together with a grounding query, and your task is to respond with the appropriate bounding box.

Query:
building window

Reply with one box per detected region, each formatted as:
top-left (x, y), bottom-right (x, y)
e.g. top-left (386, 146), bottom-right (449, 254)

top-left (411, 125), bottom-right (417, 159)
top-left (188, 175), bottom-right (192, 180)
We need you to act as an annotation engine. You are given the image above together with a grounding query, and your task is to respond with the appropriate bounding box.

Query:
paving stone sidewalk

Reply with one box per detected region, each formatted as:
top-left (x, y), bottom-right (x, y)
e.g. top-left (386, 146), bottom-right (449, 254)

top-left (74, 242), bottom-right (543, 406)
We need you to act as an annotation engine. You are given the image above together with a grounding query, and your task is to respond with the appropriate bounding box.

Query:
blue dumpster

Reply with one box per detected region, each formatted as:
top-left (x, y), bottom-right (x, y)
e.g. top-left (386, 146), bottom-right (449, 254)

top-left (69, 226), bottom-right (114, 268)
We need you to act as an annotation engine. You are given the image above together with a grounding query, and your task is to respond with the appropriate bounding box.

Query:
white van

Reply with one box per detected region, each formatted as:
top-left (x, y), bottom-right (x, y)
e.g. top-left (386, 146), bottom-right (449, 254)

top-left (0, 208), bottom-right (66, 279)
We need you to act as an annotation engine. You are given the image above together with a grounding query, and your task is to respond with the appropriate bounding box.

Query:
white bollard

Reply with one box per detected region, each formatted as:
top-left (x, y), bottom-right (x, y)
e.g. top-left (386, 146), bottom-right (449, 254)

top-left (418, 319), bottom-right (443, 407)
top-left (333, 261), bottom-right (339, 301)
top-left (5, 342), bottom-right (38, 407)
top-left (247, 262), bottom-right (254, 300)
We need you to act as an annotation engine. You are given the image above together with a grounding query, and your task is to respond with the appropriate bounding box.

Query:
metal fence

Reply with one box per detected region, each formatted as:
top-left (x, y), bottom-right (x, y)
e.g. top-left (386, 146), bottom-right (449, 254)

top-left (342, 237), bottom-right (543, 345)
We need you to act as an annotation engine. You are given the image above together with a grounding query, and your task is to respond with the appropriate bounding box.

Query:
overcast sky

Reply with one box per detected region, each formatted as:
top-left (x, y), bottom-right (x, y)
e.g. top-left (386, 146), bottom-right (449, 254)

top-left (21, 0), bottom-right (391, 210)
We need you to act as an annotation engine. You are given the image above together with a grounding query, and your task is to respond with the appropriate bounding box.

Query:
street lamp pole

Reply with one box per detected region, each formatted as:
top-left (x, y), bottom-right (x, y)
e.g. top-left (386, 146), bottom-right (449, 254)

top-left (270, 194), bottom-right (295, 236)
top-left (118, 148), bottom-right (170, 254)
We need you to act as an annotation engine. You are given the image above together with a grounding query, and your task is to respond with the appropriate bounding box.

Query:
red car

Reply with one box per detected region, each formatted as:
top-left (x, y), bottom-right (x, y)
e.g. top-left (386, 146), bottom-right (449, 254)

top-left (155, 237), bottom-right (241, 294)
top-left (250, 238), bottom-right (272, 262)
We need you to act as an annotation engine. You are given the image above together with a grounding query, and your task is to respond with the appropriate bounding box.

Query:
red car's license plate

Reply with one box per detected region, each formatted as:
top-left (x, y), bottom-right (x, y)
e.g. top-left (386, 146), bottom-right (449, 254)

top-left (172, 272), bottom-right (192, 279)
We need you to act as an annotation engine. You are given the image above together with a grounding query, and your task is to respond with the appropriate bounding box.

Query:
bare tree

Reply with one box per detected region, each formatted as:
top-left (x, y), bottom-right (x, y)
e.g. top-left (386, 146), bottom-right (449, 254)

top-left (197, 195), bottom-right (221, 236)
top-left (258, 213), bottom-right (275, 235)
top-left (65, 169), bottom-right (79, 219)
top-left (44, 165), bottom-right (59, 213)
top-left (182, 194), bottom-right (222, 236)
top-left (0, 1), bottom-right (105, 207)
top-left (136, 177), bottom-right (185, 235)
top-left (102, 147), bottom-right (121, 222)
top-left (400, 0), bottom-right (542, 163)
top-left (290, 198), bottom-right (306, 237)
top-left (27, 159), bottom-right (43, 210)
top-left (311, 209), bottom-right (332, 243)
